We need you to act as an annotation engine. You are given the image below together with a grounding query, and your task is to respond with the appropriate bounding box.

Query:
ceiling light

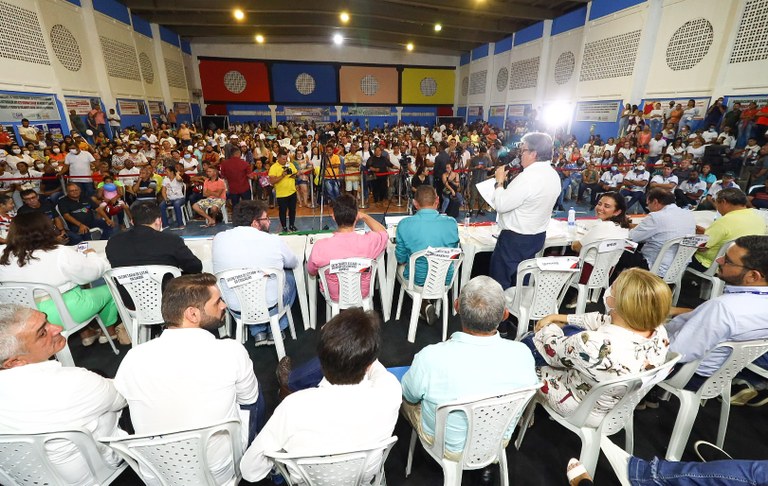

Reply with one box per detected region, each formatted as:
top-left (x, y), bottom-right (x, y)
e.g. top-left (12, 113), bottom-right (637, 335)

top-left (406, 42), bottom-right (414, 51)
top-left (333, 33), bottom-right (344, 45)
top-left (255, 34), bottom-right (264, 44)
top-left (340, 12), bottom-right (350, 23)
top-left (434, 23), bottom-right (442, 32)
top-left (233, 9), bottom-right (245, 21)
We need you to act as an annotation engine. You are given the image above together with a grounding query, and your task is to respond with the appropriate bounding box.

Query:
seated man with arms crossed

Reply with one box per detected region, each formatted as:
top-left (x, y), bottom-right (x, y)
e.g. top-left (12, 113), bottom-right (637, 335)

top-left (240, 308), bottom-right (401, 483)
top-left (0, 305), bottom-right (126, 485)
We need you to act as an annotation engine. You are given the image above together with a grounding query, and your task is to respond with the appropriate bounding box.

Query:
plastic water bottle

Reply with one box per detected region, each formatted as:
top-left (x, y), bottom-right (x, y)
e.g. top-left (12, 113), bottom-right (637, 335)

top-left (567, 207), bottom-right (576, 229)
top-left (464, 213), bottom-right (471, 230)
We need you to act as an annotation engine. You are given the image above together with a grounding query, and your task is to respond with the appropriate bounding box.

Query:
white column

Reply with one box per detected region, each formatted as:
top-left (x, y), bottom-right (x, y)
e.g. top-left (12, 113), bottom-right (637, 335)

top-left (268, 105), bottom-right (277, 127)
top-left (335, 105), bottom-right (343, 122)
top-left (396, 106), bottom-right (403, 123)
top-left (481, 43), bottom-right (495, 120)
top-left (534, 20), bottom-right (553, 108)
top-left (628, 0), bottom-right (664, 103)
top-left (710, 0), bottom-right (746, 97)
top-left (149, 23), bottom-right (174, 110)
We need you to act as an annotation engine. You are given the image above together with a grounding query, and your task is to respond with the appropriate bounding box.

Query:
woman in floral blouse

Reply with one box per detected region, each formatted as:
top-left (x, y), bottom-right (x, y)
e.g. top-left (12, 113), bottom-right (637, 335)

top-left (531, 268), bottom-right (671, 426)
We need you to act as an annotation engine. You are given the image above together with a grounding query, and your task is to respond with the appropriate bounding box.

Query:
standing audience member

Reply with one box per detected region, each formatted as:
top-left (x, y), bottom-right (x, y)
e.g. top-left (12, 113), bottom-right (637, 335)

top-left (219, 147), bottom-right (255, 208)
top-left (268, 148), bottom-right (298, 233)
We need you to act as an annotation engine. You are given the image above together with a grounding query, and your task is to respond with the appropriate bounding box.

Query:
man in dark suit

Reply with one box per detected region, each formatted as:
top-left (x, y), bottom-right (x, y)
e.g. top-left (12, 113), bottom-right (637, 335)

top-left (433, 140), bottom-right (451, 210)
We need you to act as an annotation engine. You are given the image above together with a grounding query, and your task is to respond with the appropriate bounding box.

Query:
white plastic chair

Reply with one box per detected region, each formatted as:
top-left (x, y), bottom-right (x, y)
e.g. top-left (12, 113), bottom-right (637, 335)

top-left (684, 238), bottom-right (734, 301)
top-left (649, 235), bottom-right (708, 305)
top-left (0, 428), bottom-right (127, 486)
top-left (515, 353), bottom-right (681, 477)
top-left (505, 257), bottom-right (580, 340)
top-left (0, 281), bottom-right (119, 367)
top-left (317, 257), bottom-right (377, 319)
top-left (395, 248), bottom-right (463, 343)
top-left (570, 239), bottom-right (627, 314)
top-left (405, 385), bottom-right (541, 486)
top-left (215, 267), bottom-right (296, 360)
top-left (658, 339), bottom-right (768, 461)
top-left (267, 436), bottom-right (397, 486)
top-left (100, 419), bottom-right (243, 486)
top-left (103, 265), bottom-right (181, 347)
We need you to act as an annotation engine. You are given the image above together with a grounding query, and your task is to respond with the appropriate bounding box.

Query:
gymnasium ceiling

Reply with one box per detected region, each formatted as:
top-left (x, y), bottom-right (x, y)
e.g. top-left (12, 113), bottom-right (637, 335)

top-left (122, 0), bottom-right (589, 56)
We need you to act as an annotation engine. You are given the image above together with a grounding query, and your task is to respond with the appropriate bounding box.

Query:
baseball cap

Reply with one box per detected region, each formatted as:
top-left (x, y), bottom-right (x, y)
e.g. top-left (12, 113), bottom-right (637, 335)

top-left (723, 171), bottom-right (735, 178)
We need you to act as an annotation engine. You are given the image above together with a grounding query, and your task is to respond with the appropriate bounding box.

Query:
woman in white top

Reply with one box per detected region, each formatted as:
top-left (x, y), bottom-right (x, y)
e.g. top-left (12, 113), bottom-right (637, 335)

top-left (0, 212), bottom-right (121, 346)
top-left (572, 192), bottom-right (630, 282)
top-left (686, 138), bottom-right (706, 159)
top-left (530, 268), bottom-right (671, 425)
top-left (160, 165), bottom-right (186, 229)
top-left (666, 139), bottom-right (686, 163)
top-left (293, 146), bottom-right (311, 208)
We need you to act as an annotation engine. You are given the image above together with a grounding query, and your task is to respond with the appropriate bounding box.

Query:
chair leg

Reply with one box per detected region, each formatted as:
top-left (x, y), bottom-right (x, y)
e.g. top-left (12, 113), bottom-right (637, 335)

top-left (130, 319), bottom-right (140, 348)
top-left (716, 388), bottom-right (731, 448)
top-left (514, 400), bottom-right (537, 450)
top-left (270, 316), bottom-right (286, 360)
top-left (94, 317), bottom-right (119, 356)
top-left (665, 391), bottom-right (699, 461)
top-left (624, 413), bottom-right (635, 455)
top-left (55, 342), bottom-right (75, 367)
top-left (234, 315), bottom-right (245, 345)
top-left (441, 296), bottom-right (448, 341)
top-left (515, 309), bottom-right (529, 341)
top-left (407, 295), bottom-right (422, 343)
top-left (440, 458), bottom-right (462, 486)
top-left (405, 429), bottom-right (417, 477)
top-left (575, 285), bottom-right (588, 314)
top-left (578, 429), bottom-right (600, 478)
top-left (671, 284), bottom-right (682, 307)
top-left (286, 310), bottom-right (297, 340)
top-left (498, 447), bottom-right (509, 486)
top-left (395, 286), bottom-right (405, 321)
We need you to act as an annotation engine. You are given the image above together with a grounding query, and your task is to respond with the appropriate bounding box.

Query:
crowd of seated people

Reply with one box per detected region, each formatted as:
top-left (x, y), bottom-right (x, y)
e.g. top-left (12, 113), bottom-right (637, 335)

top-left (1, 110), bottom-right (768, 485)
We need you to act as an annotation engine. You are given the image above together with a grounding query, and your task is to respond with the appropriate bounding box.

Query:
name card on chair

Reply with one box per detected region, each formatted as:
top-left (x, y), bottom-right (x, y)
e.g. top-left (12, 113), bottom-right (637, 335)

top-left (329, 258), bottom-right (371, 274)
top-left (597, 240), bottom-right (638, 253)
top-left (224, 270), bottom-right (263, 288)
top-left (535, 256), bottom-right (580, 271)
top-left (425, 247), bottom-right (462, 259)
top-left (111, 268), bottom-right (150, 285)
top-left (681, 236), bottom-right (709, 248)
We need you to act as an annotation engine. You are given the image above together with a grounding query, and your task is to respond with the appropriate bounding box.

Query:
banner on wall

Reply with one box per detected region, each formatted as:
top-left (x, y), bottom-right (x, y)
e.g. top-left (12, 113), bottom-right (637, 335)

top-left (507, 105), bottom-right (527, 118)
top-left (401, 68), bottom-right (455, 105)
top-left (641, 98), bottom-right (709, 119)
top-left (173, 102), bottom-right (191, 115)
top-left (0, 93), bottom-right (58, 121)
top-left (148, 101), bottom-right (165, 116)
top-left (1, 125), bottom-right (18, 145)
top-left (118, 100), bottom-right (146, 116)
top-left (32, 123), bottom-right (63, 142)
top-left (490, 106), bottom-right (506, 117)
top-left (347, 107), bottom-right (392, 116)
top-left (64, 97), bottom-right (100, 115)
top-left (467, 106), bottom-right (483, 117)
top-left (282, 107), bottom-right (331, 121)
top-left (230, 109), bottom-right (272, 117)
top-left (725, 95), bottom-right (768, 109)
top-left (575, 101), bottom-right (622, 122)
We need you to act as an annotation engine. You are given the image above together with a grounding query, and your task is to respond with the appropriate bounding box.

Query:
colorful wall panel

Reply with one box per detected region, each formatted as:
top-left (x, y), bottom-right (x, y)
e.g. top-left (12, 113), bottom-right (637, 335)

top-left (401, 68), bottom-right (455, 105)
top-left (199, 59), bottom-right (270, 103)
top-left (339, 66), bottom-right (398, 105)
top-left (271, 63), bottom-right (337, 104)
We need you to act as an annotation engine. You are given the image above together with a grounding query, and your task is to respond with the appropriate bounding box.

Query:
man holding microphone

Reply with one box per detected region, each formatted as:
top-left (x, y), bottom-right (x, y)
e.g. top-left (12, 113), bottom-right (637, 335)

top-left (490, 132), bottom-right (561, 289)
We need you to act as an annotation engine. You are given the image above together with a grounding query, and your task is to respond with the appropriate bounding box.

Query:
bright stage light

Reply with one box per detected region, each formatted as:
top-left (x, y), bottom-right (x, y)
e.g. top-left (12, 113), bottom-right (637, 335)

top-left (340, 12), bottom-right (350, 23)
top-left (542, 101), bottom-right (573, 128)
top-left (333, 33), bottom-right (343, 45)
top-left (233, 9), bottom-right (245, 21)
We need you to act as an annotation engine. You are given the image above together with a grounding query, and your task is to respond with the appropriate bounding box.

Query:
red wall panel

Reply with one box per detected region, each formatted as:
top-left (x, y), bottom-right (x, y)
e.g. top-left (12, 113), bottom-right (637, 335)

top-left (199, 59), bottom-right (270, 103)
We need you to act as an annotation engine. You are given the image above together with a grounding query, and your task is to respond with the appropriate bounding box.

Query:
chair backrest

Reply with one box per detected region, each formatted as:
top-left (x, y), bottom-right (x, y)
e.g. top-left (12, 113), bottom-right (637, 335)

top-left (0, 281), bottom-right (78, 334)
top-left (100, 419), bottom-right (242, 486)
top-left (650, 235), bottom-right (708, 283)
top-left (514, 257), bottom-right (579, 320)
top-left (266, 436), bottom-right (397, 486)
top-left (103, 265), bottom-right (182, 326)
top-left (406, 248), bottom-right (463, 299)
top-left (578, 239), bottom-right (627, 289)
top-left (318, 257), bottom-right (377, 309)
top-left (747, 184), bottom-right (765, 194)
top-left (566, 352), bottom-right (682, 435)
top-left (215, 268), bottom-right (284, 325)
top-left (0, 428), bottom-right (124, 486)
top-left (431, 385), bottom-right (541, 469)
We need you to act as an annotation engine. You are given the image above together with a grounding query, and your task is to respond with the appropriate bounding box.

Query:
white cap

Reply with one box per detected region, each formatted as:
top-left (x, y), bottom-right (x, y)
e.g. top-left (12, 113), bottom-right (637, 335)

top-left (230, 134), bottom-right (238, 139)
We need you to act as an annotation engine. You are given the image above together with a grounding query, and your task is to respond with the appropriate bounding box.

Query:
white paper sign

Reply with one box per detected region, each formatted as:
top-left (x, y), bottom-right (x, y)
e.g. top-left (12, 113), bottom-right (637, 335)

top-left (425, 247), bottom-right (462, 259)
top-left (224, 270), bottom-right (263, 288)
top-left (329, 258), bottom-right (371, 274)
top-left (112, 268), bottom-right (150, 285)
top-left (681, 236), bottom-right (709, 248)
top-left (476, 178), bottom-right (497, 210)
top-left (535, 256), bottom-right (580, 271)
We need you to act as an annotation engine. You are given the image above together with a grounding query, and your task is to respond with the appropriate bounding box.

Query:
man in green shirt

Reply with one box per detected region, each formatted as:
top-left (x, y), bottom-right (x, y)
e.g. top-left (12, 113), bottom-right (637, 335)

top-left (692, 188), bottom-right (767, 270)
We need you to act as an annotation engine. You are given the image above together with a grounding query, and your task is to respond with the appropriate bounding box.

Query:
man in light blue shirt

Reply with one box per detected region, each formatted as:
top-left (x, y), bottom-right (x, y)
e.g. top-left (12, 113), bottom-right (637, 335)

top-left (212, 200), bottom-right (297, 344)
top-left (629, 188), bottom-right (696, 276)
top-left (401, 276), bottom-right (538, 457)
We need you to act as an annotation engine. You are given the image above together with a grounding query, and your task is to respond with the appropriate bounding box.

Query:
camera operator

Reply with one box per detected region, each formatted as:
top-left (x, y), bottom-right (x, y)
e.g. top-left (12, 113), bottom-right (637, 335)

top-left (268, 147), bottom-right (298, 232)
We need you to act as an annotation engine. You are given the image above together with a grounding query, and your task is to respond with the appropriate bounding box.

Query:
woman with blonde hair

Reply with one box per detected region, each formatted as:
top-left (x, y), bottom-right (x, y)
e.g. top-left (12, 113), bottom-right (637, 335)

top-left (526, 268), bottom-right (671, 425)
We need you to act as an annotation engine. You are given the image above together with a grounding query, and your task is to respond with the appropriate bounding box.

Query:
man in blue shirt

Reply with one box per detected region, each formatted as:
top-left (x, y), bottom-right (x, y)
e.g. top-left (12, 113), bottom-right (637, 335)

top-left (401, 276), bottom-right (538, 465)
top-left (395, 185), bottom-right (459, 323)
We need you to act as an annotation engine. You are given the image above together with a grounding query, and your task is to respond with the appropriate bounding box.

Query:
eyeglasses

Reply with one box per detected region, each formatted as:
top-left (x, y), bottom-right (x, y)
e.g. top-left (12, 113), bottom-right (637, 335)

top-left (256, 216), bottom-right (270, 222)
top-left (717, 254), bottom-right (752, 270)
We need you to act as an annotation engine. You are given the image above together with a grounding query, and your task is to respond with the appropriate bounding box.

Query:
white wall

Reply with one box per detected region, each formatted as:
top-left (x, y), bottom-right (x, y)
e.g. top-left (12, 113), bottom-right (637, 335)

top-left (544, 27), bottom-right (583, 102)
top-left (506, 39), bottom-right (543, 104)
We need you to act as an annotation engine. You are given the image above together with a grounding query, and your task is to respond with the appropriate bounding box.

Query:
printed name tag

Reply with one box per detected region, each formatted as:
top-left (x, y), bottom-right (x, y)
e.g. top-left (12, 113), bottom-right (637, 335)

top-left (535, 256), bottom-right (580, 271)
top-left (425, 247), bottom-right (462, 259)
top-left (224, 270), bottom-right (263, 288)
top-left (112, 268), bottom-right (150, 285)
top-left (681, 236), bottom-right (709, 248)
top-left (329, 258), bottom-right (371, 274)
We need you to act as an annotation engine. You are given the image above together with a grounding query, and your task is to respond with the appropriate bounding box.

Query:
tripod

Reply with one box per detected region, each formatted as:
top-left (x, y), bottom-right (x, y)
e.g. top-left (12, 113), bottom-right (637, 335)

top-left (381, 162), bottom-right (414, 224)
top-left (314, 152), bottom-right (341, 231)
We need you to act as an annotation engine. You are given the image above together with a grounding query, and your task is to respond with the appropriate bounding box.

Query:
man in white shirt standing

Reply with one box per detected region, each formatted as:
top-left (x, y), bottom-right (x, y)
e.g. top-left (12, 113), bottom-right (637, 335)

top-left (63, 145), bottom-right (96, 198)
top-left (240, 308), bottom-right (401, 483)
top-left (0, 305), bottom-right (126, 485)
top-left (647, 132), bottom-right (668, 166)
top-left (114, 274), bottom-right (260, 485)
top-left (212, 200), bottom-right (298, 345)
top-left (107, 109), bottom-right (121, 138)
top-left (491, 132), bottom-right (560, 289)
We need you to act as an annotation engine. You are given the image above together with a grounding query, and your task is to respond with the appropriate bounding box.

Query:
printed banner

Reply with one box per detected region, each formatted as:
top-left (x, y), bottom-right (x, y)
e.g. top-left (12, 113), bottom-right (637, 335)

top-left (173, 102), bottom-right (191, 115)
top-left (117, 100), bottom-right (146, 116)
top-left (725, 94), bottom-right (768, 109)
top-left (468, 106), bottom-right (482, 117)
top-left (340, 66), bottom-right (399, 105)
top-left (282, 107), bottom-right (331, 121)
top-left (31, 123), bottom-right (64, 142)
top-left (507, 104), bottom-right (528, 118)
top-left (65, 97), bottom-right (100, 116)
top-left (224, 270), bottom-right (265, 288)
top-left (0, 93), bottom-right (58, 121)
top-left (148, 101), bottom-right (165, 116)
top-left (490, 106), bottom-right (506, 117)
top-left (347, 106), bottom-right (393, 117)
top-left (574, 101), bottom-right (621, 123)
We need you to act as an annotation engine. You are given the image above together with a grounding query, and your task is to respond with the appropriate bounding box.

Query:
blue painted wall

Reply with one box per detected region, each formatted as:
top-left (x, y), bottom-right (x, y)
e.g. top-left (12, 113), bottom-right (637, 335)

top-left (589, 0), bottom-right (647, 20)
top-left (181, 40), bottom-right (192, 55)
top-left (271, 63), bottom-right (337, 104)
top-left (494, 36), bottom-right (514, 55)
top-left (191, 103), bottom-right (202, 124)
top-left (514, 21), bottom-right (544, 46)
top-left (131, 13), bottom-right (152, 37)
top-left (460, 53), bottom-right (471, 66)
top-left (467, 107), bottom-right (484, 124)
top-left (93, 0), bottom-right (130, 25)
top-left (471, 44), bottom-right (489, 61)
top-left (341, 107), bottom-right (397, 130)
top-left (0, 90), bottom-right (67, 142)
top-left (552, 6), bottom-right (587, 36)
top-left (159, 26), bottom-right (180, 47)
top-left (65, 0), bottom-right (81, 6)
top-left (401, 106), bottom-right (437, 128)
top-left (457, 106), bottom-right (467, 120)
top-left (226, 104), bottom-right (272, 123)
top-left (115, 98), bottom-right (150, 129)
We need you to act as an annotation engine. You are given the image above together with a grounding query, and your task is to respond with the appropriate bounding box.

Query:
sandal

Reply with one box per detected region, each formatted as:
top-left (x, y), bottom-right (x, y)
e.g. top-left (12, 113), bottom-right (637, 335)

top-left (566, 458), bottom-right (591, 486)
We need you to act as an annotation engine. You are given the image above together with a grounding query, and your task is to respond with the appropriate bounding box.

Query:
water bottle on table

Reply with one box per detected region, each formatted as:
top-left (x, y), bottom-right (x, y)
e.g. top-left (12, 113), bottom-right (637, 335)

top-left (567, 207), bottom-right (576, 240)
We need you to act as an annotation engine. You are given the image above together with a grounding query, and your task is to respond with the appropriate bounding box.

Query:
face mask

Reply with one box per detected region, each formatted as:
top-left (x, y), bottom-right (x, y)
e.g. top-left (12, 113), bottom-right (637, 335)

top-left (130, 149), bottom-right (138, 153)
top-left (603, 286), bottom-right (615, 314)
top-left (23, 150), bottom-right (30, 155)
top-left (36, 162), bottom-right (45, 170)
top-left (184, 154), bottom-right (191, 159)
top-left (115, 149), bottom-right (124, 154)
top-left (611, 166), bottom-right (618, 172)
top-left (12, 149), bottom-right (21, 154)
top-left (52, 148), bottom-right (60, 154)
top-left (69, 149), bottom-right (78, 154)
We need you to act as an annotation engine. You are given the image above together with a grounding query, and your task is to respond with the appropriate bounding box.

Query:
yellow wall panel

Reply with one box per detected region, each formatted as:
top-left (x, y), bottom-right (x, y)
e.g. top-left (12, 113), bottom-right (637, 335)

top-left (401, 68), bottom-right (455, 104)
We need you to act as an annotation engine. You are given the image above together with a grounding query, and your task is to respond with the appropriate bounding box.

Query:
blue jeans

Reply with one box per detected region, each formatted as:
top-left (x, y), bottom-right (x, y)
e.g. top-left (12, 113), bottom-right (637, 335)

top-left (160, 198), bottom-right (185, 228)
top-left (247, 270), bottom-right (297, 336)
top-left (649, 119), bottom-right (663, 136)
top-left (75, 182), bottom-right (94, 199)
top-left (441, 193), bottom-right (464, 213)
top-left (228, 190), bottom-right (251, 208)
top-left (628, 456), bottom-right (768, 485)
top-left (323, 179), bottom-right (340, 201)
top-left (79, 218), bottom-right (115, 240)
top-left (621, 189), bottom-right (647, 213)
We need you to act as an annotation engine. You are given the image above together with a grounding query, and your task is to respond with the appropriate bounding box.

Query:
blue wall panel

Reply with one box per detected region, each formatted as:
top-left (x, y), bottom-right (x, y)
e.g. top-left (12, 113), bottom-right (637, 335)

top-left (115, 98), bottom-right (150, 129)
top-left (471, 44), bottom-right (489, 60)
top-left (341, 107), bottom-right (397, 129)
top-left (191, 103), bottom-right (201, 124)
top-left (457, 106), bottom-right (467, 120)
top-left (131, 13), bottom-right (152, 38)
top-left (494, 36), bottom-right (514, 54)
top-left (93, 0), bottom-right (130, 25)
top-left (181, 40), bottom-right (192, 55)
top-left (65, 0), bottom-right (81, 6)
top-left (460, 53), bottom-right (471, 66)
top-left (401, 106), bottom-right (436, 128)
top-left (271, 64), bottom-right (338, 104)
top-left (159, 26), bottom-right (180, 47)
top-left (570, 100), bottom-right (623, 144)
top-left (552, 6), bottom-right (587, 36)
top-left (589, 0), bottom-right (647, 20)
top-left (514, 21), bottom-right (544, 46)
